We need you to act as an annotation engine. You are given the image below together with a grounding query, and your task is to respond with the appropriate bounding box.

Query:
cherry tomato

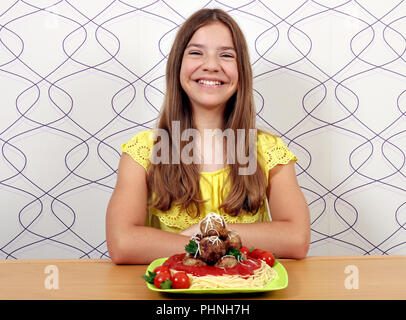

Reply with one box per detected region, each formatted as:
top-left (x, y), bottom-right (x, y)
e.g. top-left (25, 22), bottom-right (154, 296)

top-left (153, 266), bottom-right (171, 276)
top-left (171, 272), bottom-right (190, 289)
top-left (154, 272), bottom-right (171, 289)
top-left (250, 248), bottom-right (263, 259)
top-left (259, 251), bottom-right (275, 267)
top-left (239, 246), bottom-right (250, 256)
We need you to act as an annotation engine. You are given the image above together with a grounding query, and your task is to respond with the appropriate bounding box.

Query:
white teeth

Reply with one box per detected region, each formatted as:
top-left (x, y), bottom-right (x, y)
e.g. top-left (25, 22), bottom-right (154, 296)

top-left (198, 80), bottom-right (222, 86)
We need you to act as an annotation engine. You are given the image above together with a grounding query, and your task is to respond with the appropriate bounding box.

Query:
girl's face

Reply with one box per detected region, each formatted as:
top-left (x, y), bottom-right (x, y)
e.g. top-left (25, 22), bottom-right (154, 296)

top-left (180, 22), bottom-right (238, 114)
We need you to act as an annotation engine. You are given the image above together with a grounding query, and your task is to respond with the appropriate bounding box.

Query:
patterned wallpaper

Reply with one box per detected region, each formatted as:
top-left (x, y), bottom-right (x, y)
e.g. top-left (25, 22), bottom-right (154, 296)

top-left (0, 0), bottom-right (405, 259)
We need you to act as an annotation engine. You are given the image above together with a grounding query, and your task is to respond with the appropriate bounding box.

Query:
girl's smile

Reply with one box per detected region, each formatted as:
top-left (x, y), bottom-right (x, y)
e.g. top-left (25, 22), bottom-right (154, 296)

top-left (180, 22), bottom-right (239, 113)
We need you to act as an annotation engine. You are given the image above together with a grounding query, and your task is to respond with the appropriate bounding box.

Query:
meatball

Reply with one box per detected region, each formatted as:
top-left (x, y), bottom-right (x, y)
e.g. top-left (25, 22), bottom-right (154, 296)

top-left (182, 256), bottom-right (207, 266)
top-left (200, 213), bottom-right (228, 238)
top-left (190, 233), bottom-right (204, 243)
top-left (214, 256), bottom-right (238, 268)
top-left (199, 236), bottom-right (226, 264)
top-left (225, 230), bottom-right (242, 250)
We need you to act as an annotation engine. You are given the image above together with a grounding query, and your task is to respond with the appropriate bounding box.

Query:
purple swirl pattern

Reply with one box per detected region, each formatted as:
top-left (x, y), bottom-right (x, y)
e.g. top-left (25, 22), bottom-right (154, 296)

top-left (0, 0), bottom-right (405, 259)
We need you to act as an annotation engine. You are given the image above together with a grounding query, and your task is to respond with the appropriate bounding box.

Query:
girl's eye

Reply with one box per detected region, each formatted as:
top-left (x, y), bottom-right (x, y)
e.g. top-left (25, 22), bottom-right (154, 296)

top-left (221, 53), bottom-right (234, 58)
top-left (189, 51), bottom-right (201, 55)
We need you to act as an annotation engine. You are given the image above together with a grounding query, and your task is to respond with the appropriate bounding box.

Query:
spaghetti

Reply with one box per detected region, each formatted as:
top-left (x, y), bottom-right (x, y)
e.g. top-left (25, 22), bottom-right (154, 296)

top-left (187, 260), bottom-right (276, 289)
top-left (162, 253), bottom-right (277, 289)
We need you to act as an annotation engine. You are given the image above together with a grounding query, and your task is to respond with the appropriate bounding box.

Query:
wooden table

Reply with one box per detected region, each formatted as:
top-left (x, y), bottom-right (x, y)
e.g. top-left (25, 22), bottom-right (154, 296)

top-left (0, 255), bottom-right (405, 300)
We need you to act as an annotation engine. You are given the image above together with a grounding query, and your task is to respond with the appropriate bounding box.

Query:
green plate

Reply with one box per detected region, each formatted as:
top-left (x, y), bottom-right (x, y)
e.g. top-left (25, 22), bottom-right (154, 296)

top-left (144, 257), bottom-right (288, 294)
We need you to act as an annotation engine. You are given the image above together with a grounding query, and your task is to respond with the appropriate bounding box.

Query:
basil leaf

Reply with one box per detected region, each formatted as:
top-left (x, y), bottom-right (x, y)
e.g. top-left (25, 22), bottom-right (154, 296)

top-left (227, 248), bottom-right (242, 260)
top-left (185, 240), bottom-right (198, 255)
top-left (160, 279), bottom-right (172, 289)
top-left (141, 271), bottom-right (156, 284)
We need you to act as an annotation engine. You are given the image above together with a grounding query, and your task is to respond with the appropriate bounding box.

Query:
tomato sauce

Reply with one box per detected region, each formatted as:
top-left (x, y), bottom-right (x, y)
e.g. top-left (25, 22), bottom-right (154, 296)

top-left (162, 253), bottom-right (261, 277)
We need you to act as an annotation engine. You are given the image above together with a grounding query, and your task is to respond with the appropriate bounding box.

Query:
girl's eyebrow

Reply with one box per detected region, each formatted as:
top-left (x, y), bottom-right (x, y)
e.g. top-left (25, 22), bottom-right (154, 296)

top-left (186, 43), bottom-right (236, 51)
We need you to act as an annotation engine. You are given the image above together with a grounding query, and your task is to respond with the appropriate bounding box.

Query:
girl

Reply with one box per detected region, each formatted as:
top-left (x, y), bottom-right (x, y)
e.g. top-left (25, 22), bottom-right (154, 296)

top-left (106, 8), bottom-right (310, 264)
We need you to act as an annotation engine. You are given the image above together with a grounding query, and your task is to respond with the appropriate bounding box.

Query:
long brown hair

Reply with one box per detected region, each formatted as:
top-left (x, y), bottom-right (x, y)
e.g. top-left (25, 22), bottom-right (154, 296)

top-left (147, 8), bottom-right (267, 217)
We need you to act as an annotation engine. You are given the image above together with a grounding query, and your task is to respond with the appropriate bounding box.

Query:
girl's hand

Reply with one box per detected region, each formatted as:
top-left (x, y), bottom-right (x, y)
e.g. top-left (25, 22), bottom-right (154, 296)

top-left (180, 223), bottom-right (201, 237)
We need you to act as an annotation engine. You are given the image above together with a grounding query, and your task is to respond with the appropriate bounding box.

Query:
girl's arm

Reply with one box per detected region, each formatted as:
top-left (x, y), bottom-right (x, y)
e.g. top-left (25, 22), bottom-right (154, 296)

top-left (227, 161), bottom-right (310, 259)
top-left (106, 153), bottom-right (190, 264)
top-left (181, 161), bottom-right (311, 259)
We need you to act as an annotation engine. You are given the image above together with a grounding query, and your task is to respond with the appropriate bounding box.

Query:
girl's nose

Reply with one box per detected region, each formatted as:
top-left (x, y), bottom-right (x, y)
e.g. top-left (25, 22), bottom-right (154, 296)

top-left (202, 54), bottom-right (220, 72)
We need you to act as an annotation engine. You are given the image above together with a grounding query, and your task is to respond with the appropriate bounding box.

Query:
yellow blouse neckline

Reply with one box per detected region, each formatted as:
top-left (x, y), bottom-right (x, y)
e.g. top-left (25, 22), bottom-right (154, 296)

top-left (200, 166), bottom-right (230, 175)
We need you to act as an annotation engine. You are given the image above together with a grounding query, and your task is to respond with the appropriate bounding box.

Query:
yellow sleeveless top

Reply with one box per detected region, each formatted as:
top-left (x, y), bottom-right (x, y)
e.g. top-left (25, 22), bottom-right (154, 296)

top-left (121, 129), bottom-right (297, 233)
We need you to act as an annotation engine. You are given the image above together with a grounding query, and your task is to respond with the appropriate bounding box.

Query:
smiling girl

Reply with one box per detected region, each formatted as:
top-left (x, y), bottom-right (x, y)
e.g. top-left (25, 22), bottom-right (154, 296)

top-left (106, 8), bottom-right (310, 264)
